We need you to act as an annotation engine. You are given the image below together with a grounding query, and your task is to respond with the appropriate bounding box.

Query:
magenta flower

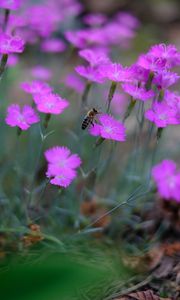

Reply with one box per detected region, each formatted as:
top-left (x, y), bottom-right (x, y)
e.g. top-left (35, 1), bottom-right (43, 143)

top-left (89, 114), bottom-right (126, 142)
top-left (145, 102), bottom-right (178, 127)
top-left (20, 81), bottom-right (52, 95)
top-left (78, 49), bottom-right (110, 67)
top-left (33, 93), bottom-right (69, 115)
top-left (122, 83), bottom-right (154, 101)
top-left (148, 44), bottom-right (180, 68)
top-left (152, 160), bottom-right (180, 202)
top-left (30, 65), bottom-right (52, 81)
top-left (41, 38), bottom-right (66, 53)
top-left (100, 63), bottom-right (133, 83)
top-left (0, 34), bottom-right (25, 54)
top-left (5, 104), bottom-right (39, 130)
top-left (75, 65), bottom-right (104, 83)
top-left (128, 64), bottom-right (150, 84)
top-left (45, 146), bottom-right (81, 188)
top-left (153, 70), bottom-right (180, 89)
top-left (111, 92), bottom-right (129, 116)
top-left (64, 73), bottom-right (85, 94)
top-left (0, 0), bottom-right (21, 10)
top-left (83, 13), bottom-right (107, 27)
top-left (137, 54), bottom-right (167, 72)
top-left (115, 12), bottom-right (140, 29)
top-left (7, 54), bottom-right (19, 67)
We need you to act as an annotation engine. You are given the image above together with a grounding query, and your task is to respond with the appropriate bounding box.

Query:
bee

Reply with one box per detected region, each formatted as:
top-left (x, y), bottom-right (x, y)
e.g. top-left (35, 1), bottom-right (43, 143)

top-left (81, 108), bottom-right (99, 130)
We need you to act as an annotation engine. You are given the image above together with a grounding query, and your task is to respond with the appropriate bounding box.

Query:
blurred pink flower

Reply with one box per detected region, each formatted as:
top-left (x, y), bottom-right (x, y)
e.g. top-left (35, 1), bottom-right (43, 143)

top-left (83, 13), bottom-right (107, 27)
top-left (0, 34), bottom-right (25, 54)
top-left (111, 92), bottom-right (129, 116)
top-left (145, 102), bottom-right (178, 127)
top-left (152, 160), bottom-right (180, 202)
top-left (30, 66), bottom-right (52, 81)
top-left (100, 63), bottom-right (133, 82)
top-left (148, 44), bottom-right (180, 68)
top-left (89, 114), bottom-right (126, 142)
top-left (33, 93), bottom-right (69, 115)
top-left (137, 54), bottom-right (167, 72)
top-left (0, 0), bottom-right (21, 10)
top-left (153, 70), bottom-right (180, 89)
top-left (128, 64), bottom-right (150, 84)
top-left (115, 12), bottom-right (140, 29)
top-left (78, 48), bottom-right (110, 67)
top-left (5, 104), bottom-right (39, 130)
top-left (20, 80), bottom-right (52, 95)
top-left (7, 54), bottom-right (19, 67)
top-left (64, 73), bottom-right (85, 93)
top-left (41, 38), bottom-right (66, 53)
top-left (75, 65), bottom-right (104, 83)
top-left (45, 146), bottom-right (81, 188)
top-left (122, 83), bottom-right (154, 101)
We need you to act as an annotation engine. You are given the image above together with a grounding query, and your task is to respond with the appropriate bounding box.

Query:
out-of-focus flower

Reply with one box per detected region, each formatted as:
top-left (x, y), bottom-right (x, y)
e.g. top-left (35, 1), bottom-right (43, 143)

top-left (7, 54), bottom-right (19, 67)
top-left (137, 54), bottom-right (167, 72)
top-left (33, 92), bottom-right (69, 115)
top-left (30, 65), bottom-right (52, 81)
top-left (145, 102), bottom-right (178, 127)
top-left (41, 38), bottom-right (66, 53)
top-left (115, 12), bottom-right (140, 29)
top-left (78, 48), bottom-right (110, 67)
top-left (100, 63), bottom-right (133, 82)
top-left (64, 73), bottom-right (85, 93)
top-left (0, 0), bottom-right (21, 10)
top-left (83, 13), bottom-right (107, 27)
top-left (20, 80), bottom-right (52, 95)
top-left (153, 70), bottom-right (180, 89)
top-left (122, 83), bottom-right (154, 101)
top-left (152, 160), bottom-right (180, 202)
top-left (110, 92), bottom-right (129, 116)
top-left (89, 114), bottom-right (126, 142)
top-left (75, 65), bottom-right (104, 83)
top-left (45, 146), bottom-right (81, 188)
top-left (0, 34), bottom-right (25, 54)
top-left (164, 90), bottom-right (180, 122)
top-left (148, 44), bottom-right (180, 68)
top-left (5, 104), bottom-right (39, 130)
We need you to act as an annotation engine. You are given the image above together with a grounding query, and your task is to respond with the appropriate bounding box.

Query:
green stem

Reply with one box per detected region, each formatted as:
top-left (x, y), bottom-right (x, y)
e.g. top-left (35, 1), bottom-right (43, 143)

top-left (123, 97), bottom-right (136, 122)
top-left (145, 71), bottom-right (154, 90)
top-left (157, 127), bottom-right (164, 142)
top-left (158, 89), bottom-right (164, 102)
top-left (81, 81), bottom-right (92, 106)
top-left (106, 81), bottom-right (117, 112)
top-left (0, 53), bottom-right (8, 78)
top-left (43, 113), bottom-right (51, 129)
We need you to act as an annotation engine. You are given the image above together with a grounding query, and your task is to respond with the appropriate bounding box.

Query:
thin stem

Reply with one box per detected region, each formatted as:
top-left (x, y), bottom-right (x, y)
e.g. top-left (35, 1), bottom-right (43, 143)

top-left (123, 97), bottom-right (136, 122)
top-left (43, 113), bottom-right (51, 129)
top-left (106, 81), bottom-right (117, 112)
top-left (81, 81), bottom-right (92, 106)
top-left (145, 71), bottom-right (154, 90)
top-left (3, 9), bottom-right (10, 32)
top-left (0, 54), bottom-right (8, 78)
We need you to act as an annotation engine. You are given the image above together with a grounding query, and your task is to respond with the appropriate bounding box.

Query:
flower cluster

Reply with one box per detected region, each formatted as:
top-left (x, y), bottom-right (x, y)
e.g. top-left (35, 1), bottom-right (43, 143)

top-left (152, 160), bottom-right (180, 202)
top-left (89, 114), bottom-right (126, 142)
top-left (0, 0), bottom-right (21, 10)
top-left (45, 146), bottom-right (81, 187)
top-left (0, 33), bottom-right (25, 54)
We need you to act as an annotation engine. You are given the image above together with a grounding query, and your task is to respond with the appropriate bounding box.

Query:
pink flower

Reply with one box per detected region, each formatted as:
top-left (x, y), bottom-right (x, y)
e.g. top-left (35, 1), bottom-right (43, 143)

top-left (152, 160), bottom-right (180, 202)
top-left (83, 13), bottom-right (107, 27)
top-left (5, 104), bottom-right (39, 130)
top-left (145, 102), bottom-right (178, 127)
top-left (33, 93), bottom-right (69, 115)
top-left (115, 12), bottom-right (140, 29)
top-left (148, 44), bottom-right (180, 68)
top-left (0, 0), bottom-right (21, 10)
top-left (128, 64), bottom-right (150, 84)
top-left (7, 54), bottom-right (19, 67)
top-left (100, 63), bottom-right (133, 82)
top-left (78, 48), bottom-right (110, 67)
top-left (64, 73), bottom-right (85, 94)
top-left (75, 65), bottom-right (104, 83)
top-left (122, 83), bottom-right (154, 101)
top-left (20, 80), bottom-right (52, 95)
top-left (111, 92), bottom-right (129, 116)
top-left (41, 38), bottom-right (66, 53)
top-left (137, 54), bottom-right (167, 72)
top-left (45, 146), bottom-right (81, 188)
top-left (153, 70), bottom-right (180, 89)
top-left (0, 34), bottom-right (25, 54)
top-left (30, 65), bottom-right (52, 81)
top-left (89, 114), bottom-right (126, 142)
